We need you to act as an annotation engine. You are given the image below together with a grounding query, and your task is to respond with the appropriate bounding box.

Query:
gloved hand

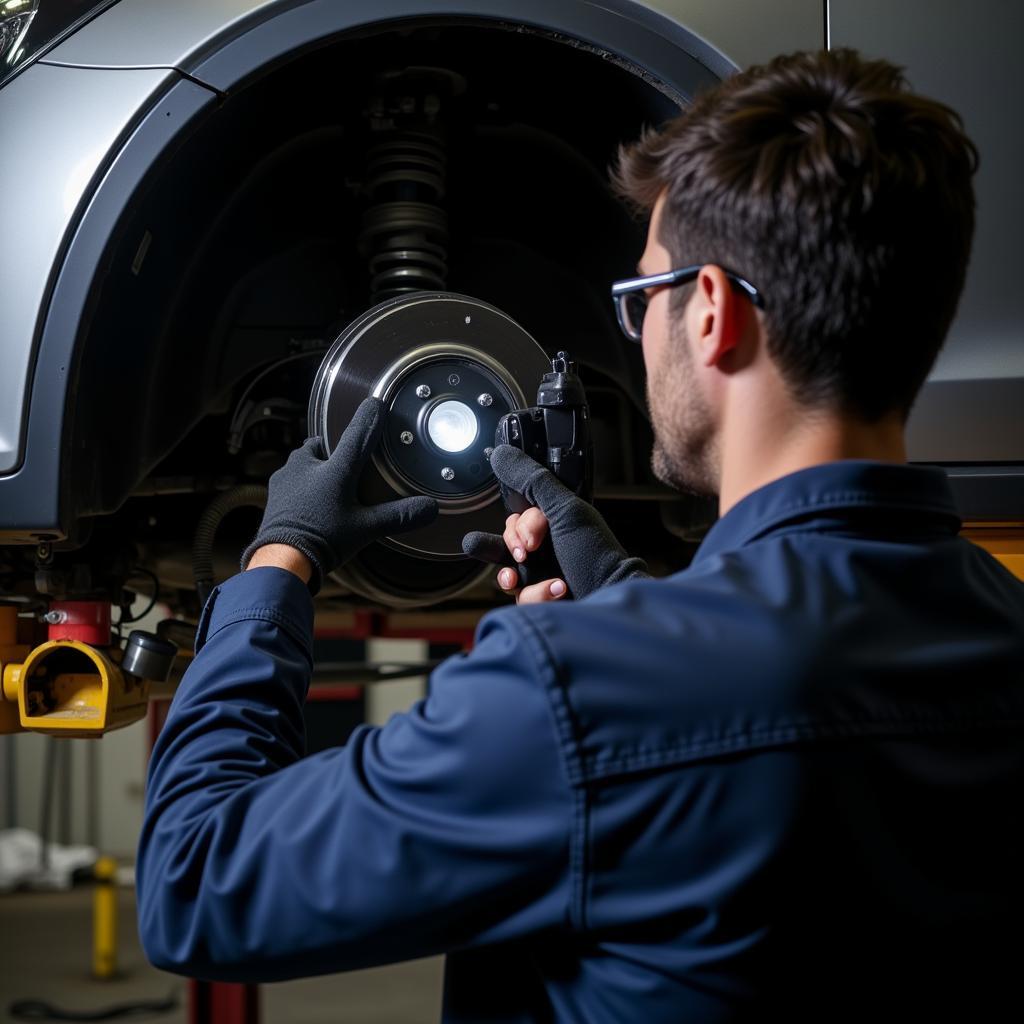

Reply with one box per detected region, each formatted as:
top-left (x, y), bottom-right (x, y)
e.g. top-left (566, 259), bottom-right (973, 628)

top-left (241, 398), bottom-right (439, 593)
top-left (463, 445), bottom-right (650, 601)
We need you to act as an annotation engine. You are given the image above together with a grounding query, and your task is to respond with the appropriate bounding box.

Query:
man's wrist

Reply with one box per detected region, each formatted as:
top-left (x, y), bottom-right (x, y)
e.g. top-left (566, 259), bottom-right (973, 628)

top-left (245, 544), bottom-right (314, 585)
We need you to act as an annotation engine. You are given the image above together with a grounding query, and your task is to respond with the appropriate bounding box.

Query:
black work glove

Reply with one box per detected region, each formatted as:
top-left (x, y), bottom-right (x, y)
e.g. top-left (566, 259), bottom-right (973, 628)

top-left (241, 398), bottom-right (438, 594)
top-left (463, 445), bottom-right (650, 601)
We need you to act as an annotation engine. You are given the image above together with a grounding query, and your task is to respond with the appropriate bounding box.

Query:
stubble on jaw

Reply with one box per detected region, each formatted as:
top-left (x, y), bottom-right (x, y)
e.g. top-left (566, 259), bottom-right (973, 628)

top-left (646, 317), bottom-right (721, 498)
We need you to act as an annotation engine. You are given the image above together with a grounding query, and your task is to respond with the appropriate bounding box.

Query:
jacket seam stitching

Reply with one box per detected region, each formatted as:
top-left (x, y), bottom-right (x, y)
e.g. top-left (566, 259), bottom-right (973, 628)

top-left (201, 606), bottom-right (312, 657)
top-left (516, 612), bottom-right (588, 933)
top-left (707, 492), bottom-right (959, 558)
top-left (578, 715), bottom-right (1024, 780)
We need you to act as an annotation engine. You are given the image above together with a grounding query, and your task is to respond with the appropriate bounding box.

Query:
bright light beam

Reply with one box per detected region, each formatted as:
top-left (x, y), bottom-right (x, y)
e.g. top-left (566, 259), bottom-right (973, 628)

top-left (426, 400), bottom-right (478, 453)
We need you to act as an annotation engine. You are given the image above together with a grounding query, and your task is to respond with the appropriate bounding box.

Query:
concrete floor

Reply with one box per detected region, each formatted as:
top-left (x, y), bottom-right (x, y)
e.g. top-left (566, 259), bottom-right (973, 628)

top-left (0, 888), bottom-right (443, 1023)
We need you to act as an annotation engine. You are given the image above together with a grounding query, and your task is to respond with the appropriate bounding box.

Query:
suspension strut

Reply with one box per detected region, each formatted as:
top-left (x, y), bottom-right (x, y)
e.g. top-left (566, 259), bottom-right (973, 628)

top-left (359, 68), bottom-right (466, 303)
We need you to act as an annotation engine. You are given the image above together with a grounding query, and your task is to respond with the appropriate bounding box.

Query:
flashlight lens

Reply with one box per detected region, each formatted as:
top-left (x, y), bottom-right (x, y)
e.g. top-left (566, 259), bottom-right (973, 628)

top-left (427, 400), bottom-right (478, 453)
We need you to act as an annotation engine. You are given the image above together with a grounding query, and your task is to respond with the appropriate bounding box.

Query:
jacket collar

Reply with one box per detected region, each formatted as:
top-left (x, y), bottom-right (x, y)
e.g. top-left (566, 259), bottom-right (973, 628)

top-left (691, 460), bottom-right (961, 567)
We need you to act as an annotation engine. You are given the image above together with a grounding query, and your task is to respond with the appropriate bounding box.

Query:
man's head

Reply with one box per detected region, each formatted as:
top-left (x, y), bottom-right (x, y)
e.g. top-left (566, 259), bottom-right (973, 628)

top-left (614, 49), bottom-right (978, 496)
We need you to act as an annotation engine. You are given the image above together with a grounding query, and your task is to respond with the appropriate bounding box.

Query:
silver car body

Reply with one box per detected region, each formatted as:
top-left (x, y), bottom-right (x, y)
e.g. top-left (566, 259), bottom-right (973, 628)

top-left (0, 0), bottom-right (1019, 542)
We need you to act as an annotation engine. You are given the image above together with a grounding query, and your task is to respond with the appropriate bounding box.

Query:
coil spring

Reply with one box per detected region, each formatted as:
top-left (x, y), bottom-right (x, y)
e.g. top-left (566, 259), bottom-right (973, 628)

top-left (360, 133), bottom-right (449, 302)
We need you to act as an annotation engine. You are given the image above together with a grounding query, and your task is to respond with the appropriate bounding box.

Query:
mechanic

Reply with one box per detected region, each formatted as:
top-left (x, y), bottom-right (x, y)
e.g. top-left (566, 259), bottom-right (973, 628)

top-left (137, 49), bottom-right (1024, 1020)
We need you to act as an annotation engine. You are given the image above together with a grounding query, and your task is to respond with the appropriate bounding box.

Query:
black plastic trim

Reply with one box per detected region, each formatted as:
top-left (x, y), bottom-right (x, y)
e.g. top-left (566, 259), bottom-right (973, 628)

top-left (938, 465), bottom-right (1024, 521)
top-left (185, 0), bottom-right (733, 97)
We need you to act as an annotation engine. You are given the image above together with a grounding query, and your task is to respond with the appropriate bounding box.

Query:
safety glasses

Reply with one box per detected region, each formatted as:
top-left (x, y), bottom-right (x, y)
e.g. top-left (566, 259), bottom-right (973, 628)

top-left (611, 265), bottom-right (765, 344)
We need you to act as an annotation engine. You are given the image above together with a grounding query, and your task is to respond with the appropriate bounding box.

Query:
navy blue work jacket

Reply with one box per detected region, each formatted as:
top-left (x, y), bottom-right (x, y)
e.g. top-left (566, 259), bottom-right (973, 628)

top-left (137, 461), bottom-right (1024, 1021)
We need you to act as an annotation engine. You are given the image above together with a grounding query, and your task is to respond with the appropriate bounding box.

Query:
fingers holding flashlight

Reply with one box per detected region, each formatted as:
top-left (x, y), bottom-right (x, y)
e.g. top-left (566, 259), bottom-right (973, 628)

top-left (464, 510), bottom-right (567, 605)
top-left (503, 508), bottom-right (549, 565)
top-left (498, 509), bottom-right (566, 602)
top-left (497, 565), bottom-right (567, 605)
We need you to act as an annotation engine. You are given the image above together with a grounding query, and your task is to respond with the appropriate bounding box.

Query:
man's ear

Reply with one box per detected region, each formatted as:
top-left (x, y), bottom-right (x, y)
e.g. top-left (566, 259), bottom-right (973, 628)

top-left (692, 264), bottom-right (744, 369)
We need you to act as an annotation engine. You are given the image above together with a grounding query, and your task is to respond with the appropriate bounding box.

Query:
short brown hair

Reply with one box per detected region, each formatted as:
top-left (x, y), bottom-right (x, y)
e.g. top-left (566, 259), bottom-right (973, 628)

top-left (614, 49), bottom-right (978, 420)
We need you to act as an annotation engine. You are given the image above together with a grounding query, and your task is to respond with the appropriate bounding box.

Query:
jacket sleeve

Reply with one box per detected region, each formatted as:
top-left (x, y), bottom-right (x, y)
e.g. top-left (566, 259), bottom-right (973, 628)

top-left (136, 567), bottom-right (574, 982)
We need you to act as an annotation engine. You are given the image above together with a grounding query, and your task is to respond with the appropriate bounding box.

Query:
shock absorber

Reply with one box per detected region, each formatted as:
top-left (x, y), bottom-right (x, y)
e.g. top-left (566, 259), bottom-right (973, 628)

top-left (359, 69), bottom-right (465, 303)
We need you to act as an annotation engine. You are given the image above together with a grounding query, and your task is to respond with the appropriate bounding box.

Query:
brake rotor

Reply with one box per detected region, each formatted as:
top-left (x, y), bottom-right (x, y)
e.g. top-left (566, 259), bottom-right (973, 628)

top-left (308, 292), bottom-right (550, 606)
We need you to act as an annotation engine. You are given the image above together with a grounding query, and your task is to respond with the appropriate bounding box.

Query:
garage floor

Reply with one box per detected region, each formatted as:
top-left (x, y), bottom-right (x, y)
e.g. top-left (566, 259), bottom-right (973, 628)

top-left (0, 888), bottom-right (443, 1023)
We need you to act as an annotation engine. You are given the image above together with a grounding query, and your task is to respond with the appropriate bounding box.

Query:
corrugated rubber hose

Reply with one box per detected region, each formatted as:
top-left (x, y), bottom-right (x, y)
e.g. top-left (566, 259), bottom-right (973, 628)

top-left (192, 485), bottom-right (268, 609)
